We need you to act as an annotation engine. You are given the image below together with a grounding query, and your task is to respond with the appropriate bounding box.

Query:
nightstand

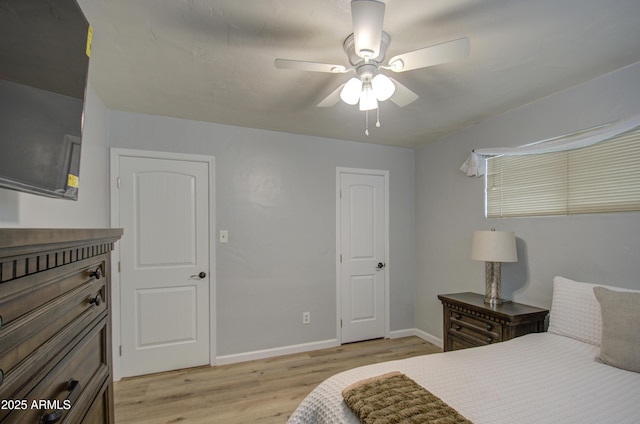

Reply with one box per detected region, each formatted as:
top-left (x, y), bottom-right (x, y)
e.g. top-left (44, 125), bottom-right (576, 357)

top-left (438, 292), bottom-right (548, 352)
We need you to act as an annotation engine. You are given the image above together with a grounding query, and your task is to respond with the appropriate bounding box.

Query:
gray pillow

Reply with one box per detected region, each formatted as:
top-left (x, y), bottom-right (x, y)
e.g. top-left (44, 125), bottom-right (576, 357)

top-left (593, 287), bottom-right (640, 373)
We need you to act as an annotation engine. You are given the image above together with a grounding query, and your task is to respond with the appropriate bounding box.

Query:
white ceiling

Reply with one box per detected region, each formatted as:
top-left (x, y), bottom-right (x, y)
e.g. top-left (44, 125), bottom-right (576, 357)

top-left (77, 0), bottom-right (640, 148)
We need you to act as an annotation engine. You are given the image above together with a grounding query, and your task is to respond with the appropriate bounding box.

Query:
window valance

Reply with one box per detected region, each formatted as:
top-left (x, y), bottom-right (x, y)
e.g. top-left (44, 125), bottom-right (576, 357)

top-left (460, 114), bottom-right (640, 177)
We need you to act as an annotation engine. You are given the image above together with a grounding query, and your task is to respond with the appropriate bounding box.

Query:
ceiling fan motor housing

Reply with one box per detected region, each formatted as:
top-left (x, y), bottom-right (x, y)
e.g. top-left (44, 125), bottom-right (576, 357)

top-left (343, 31), bottom-right (391, 67)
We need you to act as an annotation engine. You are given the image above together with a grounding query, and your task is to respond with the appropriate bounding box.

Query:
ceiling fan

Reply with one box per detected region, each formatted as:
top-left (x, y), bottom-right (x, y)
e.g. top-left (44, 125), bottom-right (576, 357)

top-left (274, 0), bottom-right (470, 133)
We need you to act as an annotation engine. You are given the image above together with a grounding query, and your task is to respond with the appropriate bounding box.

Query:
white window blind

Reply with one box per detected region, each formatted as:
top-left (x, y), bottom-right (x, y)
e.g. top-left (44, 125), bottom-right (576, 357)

top-left (486, 127), bottom-right (640, 218)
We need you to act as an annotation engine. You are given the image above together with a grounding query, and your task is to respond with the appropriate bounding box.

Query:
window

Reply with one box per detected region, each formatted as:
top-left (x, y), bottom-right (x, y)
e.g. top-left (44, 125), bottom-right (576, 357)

top-left (486, 127), bottom-right (640, 218)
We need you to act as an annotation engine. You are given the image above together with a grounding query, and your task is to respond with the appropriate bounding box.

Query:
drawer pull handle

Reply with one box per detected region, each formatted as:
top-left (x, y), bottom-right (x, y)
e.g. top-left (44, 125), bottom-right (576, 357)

top-left (486, 324), bottom-right (493, 331)
top-left (487, 337), bottom-right (493, 343)
top-left (89, 294), bottom-right (103, 306)
top-left (454, 314), bottom-right (461, 320)
top-left (455, 325), bottom-right (461, 331)
top-left (40, 379), bottom-right (81, 423)
top-left (89, 267), bottom-right (103, 280)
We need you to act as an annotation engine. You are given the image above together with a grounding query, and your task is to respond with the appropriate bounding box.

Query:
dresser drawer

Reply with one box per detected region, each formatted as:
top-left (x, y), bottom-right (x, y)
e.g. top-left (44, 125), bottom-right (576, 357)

top-left (0, 316), bottom-right (109, 423)
top-left (73, 381), bottom-right (113, 424)
top-left (447, 308), bottom-right (502, 346)
top-left (0, 259), bottom-right (106, 326)
top-left (0, 262), bottom-right (107, 405)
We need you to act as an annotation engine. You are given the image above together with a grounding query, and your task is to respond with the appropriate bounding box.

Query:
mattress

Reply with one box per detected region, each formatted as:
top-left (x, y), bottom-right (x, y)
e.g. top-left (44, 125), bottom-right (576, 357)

top-left (287, 332), bottom-right (640, 424)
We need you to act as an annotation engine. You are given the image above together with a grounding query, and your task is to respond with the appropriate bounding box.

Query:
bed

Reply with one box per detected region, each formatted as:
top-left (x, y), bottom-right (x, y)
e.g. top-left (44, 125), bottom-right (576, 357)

top-left (287, 277), bottom-right (640, 424)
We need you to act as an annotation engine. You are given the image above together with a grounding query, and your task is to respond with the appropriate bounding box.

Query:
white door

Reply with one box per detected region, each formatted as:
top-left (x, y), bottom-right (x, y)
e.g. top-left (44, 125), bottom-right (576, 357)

top-left (339, 169), bottom-right (388, 344)
top-left (118, 155), bottom-right (210, 377)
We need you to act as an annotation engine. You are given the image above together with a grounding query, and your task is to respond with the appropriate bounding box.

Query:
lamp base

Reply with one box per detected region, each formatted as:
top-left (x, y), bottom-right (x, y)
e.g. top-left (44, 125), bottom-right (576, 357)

top-left (484, 261), bottom-right (502, 305)
top-left (484, 296), bottom-right (503, 305)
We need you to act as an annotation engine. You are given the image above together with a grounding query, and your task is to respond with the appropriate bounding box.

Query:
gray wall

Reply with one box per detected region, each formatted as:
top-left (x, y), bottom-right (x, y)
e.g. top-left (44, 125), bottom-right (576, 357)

top-left (415, 62), bottom-right (640, 339)
top-left (4, 60), bottom-right (639, 358)
top-left (108, 112), bottom-right (416, 356)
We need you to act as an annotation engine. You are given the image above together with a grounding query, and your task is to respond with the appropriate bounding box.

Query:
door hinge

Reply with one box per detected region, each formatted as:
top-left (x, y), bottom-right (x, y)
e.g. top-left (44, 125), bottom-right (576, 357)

top-left (341, 319), bottom-right (343, 328)
top-left (340, 254), bottom-right (342, 263)
top-left (116, 177), bottom-right (121, 188)
top-left (118, 261), bottom-right (121, 273)
top-left (119, 345), bottom-right (122, 356)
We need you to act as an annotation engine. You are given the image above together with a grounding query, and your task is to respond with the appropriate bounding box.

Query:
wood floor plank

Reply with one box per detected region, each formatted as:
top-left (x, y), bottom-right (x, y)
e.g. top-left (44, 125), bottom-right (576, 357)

top-left (114, 336), bottom-right (441, 424)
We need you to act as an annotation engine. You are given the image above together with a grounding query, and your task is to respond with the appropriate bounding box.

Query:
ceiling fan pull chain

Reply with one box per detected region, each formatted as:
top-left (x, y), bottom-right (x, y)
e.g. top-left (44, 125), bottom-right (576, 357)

top-left (376, 107), bottom-right (381, 128)
top-left (365, 111), bottom-right (370, 136)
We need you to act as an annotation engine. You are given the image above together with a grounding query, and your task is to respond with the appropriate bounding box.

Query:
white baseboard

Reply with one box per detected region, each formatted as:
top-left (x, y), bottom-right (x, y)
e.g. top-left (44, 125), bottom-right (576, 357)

top-left (215, 338), bottom-right (340, 366)
top-left (214, 330), bottom-right (442, 367)
top-left (390, 328), bottom-right (443, 349)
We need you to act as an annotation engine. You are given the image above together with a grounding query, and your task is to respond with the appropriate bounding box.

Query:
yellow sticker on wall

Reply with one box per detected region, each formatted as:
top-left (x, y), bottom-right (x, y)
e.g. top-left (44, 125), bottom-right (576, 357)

top-left (68, 174), bottom-right (80, 188)
top-left (86, 26), bottom-right (93, 57)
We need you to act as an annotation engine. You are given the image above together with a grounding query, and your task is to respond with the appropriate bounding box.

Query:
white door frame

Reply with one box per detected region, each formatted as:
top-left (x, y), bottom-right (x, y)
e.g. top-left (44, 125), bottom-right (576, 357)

top-left (336, 167), bottom-right (390, 343)
top-left (110, 148), bottom-right (216, 380)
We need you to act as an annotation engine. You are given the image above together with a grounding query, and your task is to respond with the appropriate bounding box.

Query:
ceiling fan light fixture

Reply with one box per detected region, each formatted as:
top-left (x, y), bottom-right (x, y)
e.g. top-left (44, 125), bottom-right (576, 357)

top-left (359, 82), bottom-right (378, 111)
top-left (340, 77), bottom-right (363, 105)
top-left (371, 73), bottom-right (395, 101)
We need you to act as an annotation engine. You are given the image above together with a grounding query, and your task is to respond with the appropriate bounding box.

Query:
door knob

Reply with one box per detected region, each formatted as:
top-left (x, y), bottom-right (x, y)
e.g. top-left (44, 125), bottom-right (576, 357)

top-left (191, 272), bottom-right (207, 279)
top-left (376, 262), bottom-right (386, 270)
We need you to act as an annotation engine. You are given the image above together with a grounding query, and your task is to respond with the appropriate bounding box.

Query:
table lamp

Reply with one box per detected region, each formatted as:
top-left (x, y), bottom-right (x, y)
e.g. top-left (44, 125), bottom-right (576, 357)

top-left (471, 229), bottom-right (518, 305)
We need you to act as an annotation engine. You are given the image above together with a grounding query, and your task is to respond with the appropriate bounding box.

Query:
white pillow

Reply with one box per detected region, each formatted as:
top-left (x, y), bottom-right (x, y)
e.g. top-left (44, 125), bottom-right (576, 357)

top-left (547, 276), bottom-right (640, 346)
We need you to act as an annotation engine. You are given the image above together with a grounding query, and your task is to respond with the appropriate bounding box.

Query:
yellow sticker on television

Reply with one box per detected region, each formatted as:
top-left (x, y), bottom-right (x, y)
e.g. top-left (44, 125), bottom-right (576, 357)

top-left (86, 26), bottom-right (93, 57)
top-left (68, 174), bottom-right (79, 188)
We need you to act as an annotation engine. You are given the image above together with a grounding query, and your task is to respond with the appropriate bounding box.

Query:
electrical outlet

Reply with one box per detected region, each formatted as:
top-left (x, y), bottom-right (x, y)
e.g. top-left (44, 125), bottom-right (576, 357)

top-left (302, 312), bottom-right (311, 324)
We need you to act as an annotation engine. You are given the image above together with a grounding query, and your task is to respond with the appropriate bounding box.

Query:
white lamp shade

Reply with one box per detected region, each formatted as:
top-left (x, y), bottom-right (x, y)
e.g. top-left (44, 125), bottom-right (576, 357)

top-left (372, 73), bottom-right (395, 101)
top-left (340, 77), bottom-right (362, 105)
top-left (471, 230), bottom-right (518, 262)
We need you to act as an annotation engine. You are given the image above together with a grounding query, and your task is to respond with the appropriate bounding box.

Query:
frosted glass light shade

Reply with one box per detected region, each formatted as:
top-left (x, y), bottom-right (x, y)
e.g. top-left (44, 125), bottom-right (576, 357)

top-left (340, 78), bottom-right (362, 105)
top-left (359, 82), bottom-right (378, 111)
top-left (372, 73), bottom-right (395, 101)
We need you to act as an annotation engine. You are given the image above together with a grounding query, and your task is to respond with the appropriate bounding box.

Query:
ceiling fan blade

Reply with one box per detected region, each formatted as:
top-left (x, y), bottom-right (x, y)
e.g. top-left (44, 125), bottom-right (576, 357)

top-left (274, 59), bottom-right (348, 73)
top-left (387, 37), bottom-right (470, 73)
top-left (317, 84), bottom-right (345, 107)
top-left (388, 77), bottom-right (419, 107)
top-left (351, 0), bottom-right (385, 59)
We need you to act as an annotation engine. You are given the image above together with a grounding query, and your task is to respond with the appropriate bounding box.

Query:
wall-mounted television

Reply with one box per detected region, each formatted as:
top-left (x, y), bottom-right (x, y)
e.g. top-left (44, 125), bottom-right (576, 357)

top-left (0, 0), bottom-right (90, 200)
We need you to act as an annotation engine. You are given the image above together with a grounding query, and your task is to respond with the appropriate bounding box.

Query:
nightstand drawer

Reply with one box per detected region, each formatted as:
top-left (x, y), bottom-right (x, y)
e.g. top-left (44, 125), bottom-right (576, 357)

top-left (447, 309), bottom-right (502, 345)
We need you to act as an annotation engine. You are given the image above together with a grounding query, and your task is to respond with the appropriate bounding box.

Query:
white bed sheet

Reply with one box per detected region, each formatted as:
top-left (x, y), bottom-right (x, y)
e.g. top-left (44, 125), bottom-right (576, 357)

top-left (287, 333), bottom-right (640, 424)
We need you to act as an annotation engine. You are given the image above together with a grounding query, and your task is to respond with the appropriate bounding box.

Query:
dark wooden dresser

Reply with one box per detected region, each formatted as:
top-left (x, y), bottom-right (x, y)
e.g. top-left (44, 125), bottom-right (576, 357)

top-left (0, 228), bottom-right (122, 423)
top-left (438, 292), bottom-right (548, 352)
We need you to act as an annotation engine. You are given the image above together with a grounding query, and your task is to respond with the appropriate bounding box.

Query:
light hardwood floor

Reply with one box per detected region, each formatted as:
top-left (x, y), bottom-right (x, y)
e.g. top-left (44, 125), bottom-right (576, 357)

top-left (114, 336), bottom-right (441, 423)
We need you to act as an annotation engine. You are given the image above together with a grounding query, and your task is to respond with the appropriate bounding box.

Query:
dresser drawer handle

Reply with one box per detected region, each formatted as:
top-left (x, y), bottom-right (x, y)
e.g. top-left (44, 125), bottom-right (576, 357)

top-left (454, 325), bottom-right (461, 331)
top-left (486, 337), bottom-right (493, 343)
top-left (89, 294), bottom-right (103, 306)
top-left (454, 314), bottom-right (461, 320)
top-left (89, 267), bottom-right (103, 280)
top-left (486, 324), bottom-right (493, 331)
top-left (40, 379), bottom-right (81, 423)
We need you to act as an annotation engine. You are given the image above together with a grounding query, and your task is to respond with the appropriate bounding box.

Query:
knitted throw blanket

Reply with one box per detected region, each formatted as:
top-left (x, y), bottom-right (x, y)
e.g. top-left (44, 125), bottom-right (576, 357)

top-left (342, 372), bottom-right (473, 424)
